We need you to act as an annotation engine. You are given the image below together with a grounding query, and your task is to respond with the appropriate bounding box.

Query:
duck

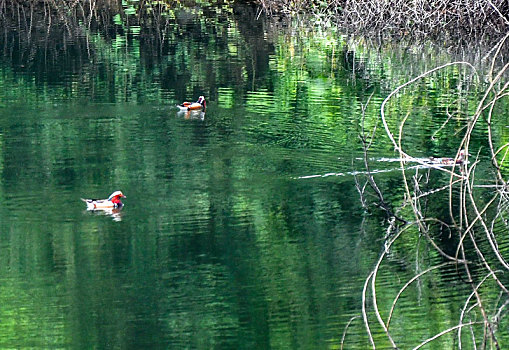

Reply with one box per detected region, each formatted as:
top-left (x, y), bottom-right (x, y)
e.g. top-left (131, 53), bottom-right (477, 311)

top-left (81, 190), bottom-right (126, 210)
top-left (177, 96), bottom-right (206, 112)
top-left (428, 150), bottom-right (467, 166)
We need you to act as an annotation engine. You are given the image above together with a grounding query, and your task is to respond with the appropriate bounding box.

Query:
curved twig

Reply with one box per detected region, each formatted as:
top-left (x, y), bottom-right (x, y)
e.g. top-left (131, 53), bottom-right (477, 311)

top-left (362, 270), bottom-right (376, 349)
top-left (412, 322), bottom-right (480, 350)
top-left (340, 315), bottom-right (361, 350)
top-left (386, 262), bottom-right (457, 329)
top-left (380, 61), bottom-right (476, 178)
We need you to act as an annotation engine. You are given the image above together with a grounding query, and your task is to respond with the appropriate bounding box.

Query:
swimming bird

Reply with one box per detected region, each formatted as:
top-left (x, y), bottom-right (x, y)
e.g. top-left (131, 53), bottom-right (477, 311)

top-left (428, 150), bottom-right (467, 166)
top-left (81, 190), bottom-right (126, 210)
top-left (177, 96), bottom-right (206, 112)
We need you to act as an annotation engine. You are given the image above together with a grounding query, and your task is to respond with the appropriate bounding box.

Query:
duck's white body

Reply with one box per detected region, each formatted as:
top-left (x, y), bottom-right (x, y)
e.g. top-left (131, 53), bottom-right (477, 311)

top-left (81, 191), bottom-right (126, 210)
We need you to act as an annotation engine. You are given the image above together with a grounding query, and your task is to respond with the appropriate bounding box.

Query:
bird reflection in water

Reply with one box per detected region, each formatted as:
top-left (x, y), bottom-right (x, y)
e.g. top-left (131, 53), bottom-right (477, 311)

top-left (177, 109), bottom-right (205, 120)
top-left (84, 206), bottom-right (124, 222)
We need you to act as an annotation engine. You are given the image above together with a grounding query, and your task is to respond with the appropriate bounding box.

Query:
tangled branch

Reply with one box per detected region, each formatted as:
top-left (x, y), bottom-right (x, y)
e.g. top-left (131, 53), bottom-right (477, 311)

top-left (354, 34), bottom-right (509, 349)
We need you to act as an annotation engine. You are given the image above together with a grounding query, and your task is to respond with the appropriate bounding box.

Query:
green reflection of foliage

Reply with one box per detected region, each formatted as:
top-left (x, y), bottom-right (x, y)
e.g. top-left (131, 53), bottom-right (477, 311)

top-left (0, 279), bottom-right (64, 348)
top-left (217, 87), bottom-right (234, 108)
top-left (0, 6), bottom-right (508, 349)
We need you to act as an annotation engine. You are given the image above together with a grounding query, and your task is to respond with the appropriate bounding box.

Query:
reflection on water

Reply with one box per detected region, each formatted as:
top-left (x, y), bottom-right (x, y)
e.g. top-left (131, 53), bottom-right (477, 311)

top-left (177, 109), bottom-right (206, 121)
top-left (84, 207), bottom-right (124, 222)
top-left (0, 2), bottom-right (507, 349)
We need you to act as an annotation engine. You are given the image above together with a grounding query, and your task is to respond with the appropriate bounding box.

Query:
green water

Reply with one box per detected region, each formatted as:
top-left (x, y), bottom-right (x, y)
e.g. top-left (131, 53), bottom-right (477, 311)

top-left (0, 2), bottom-right (508, 349)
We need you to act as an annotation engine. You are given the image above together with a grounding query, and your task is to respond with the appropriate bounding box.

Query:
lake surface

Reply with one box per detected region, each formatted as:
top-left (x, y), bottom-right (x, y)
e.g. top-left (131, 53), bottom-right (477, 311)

top-left (0, 2), bottom-right (508, 349)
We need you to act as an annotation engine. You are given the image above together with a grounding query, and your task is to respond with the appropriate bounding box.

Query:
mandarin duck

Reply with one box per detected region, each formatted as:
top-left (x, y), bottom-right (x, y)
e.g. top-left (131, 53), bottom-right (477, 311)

top-left (81, 190), bottom-right (126, 210)
top-left (177, 96), bottom-right (206, 112)
top-left (428, 150), bottom-right (467, 165)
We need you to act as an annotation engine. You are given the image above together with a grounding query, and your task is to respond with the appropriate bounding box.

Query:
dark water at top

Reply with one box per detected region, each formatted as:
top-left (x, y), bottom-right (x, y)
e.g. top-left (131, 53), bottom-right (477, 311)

top-left (0, 2), bottom-right (508, 349)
